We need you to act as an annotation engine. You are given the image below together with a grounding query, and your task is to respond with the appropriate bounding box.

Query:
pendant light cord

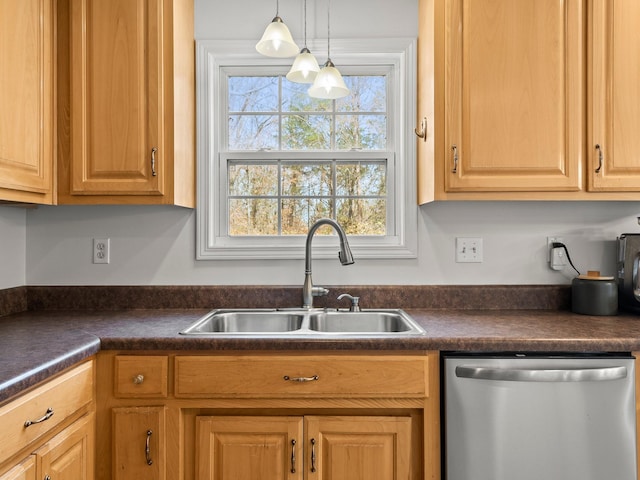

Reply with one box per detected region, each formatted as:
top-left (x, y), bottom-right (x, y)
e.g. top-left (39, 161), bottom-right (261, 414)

top-left (327, 0), bottom-right (331, 59)
top-left (303, 0), bottom-right (308, 47)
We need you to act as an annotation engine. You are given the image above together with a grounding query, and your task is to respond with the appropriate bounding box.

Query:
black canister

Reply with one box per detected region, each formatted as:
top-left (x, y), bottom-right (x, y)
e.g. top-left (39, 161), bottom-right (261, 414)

top-left (571, 271), bottom-right (618, 316)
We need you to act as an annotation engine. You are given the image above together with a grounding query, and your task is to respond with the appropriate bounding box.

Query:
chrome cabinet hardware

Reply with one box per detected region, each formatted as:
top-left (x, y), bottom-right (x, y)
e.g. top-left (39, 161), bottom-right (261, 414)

top-left (151, 147), bottom-right (158, 177)
top-left (44, 476), bottom-right (51, 480)
top-left (456, 365), bottom-right (627, 382)
top-left (290, 439), bottom-right (297, 473)
top-left (310, 438), bottom-right (317, 472)
top-left (145, 429), bottom-right (153, 465)
top-left (133, 374), bottom-right (145, 384)
top-left (283, 375), bottom-right (319, 383)
top-left (451, 145), bottom-right (459, 173)
top-left (24, 407), bottom-right (54, 428)
top-left (414, 117), bottom-right (427, 141)
top-left (595, 144), bottom-right (603, 173)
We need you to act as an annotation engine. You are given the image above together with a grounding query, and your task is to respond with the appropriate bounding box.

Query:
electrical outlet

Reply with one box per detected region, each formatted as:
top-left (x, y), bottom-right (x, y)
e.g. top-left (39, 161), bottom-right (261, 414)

top-left (456, 237), bottom-right (483, 263)
top-left (546, 236), bottom-right (563, 262)
top-left (93, 238), bottom-right (110, 264)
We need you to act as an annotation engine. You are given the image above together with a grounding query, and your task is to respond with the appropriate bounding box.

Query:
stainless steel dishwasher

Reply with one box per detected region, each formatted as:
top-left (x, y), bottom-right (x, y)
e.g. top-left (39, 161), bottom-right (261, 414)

top-left (443, 353), bottom-right (637, 480)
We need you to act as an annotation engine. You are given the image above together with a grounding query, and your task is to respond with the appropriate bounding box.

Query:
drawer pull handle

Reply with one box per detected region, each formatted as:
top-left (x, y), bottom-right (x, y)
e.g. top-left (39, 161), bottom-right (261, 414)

top-left (24, 407), bottom-right (54, 428)
top-left (595, 143), bottom-right (603, 173)
top-left (310, 438), bottom-right (317, 472)
top-left (151, 147), bottom-right (158, 177)
top-left (283, 375), bottom-right (319, 383)
top-left (451, 144), bottom-right (459, 173)
top-left (290, 439), bottom-right (296, 473)
top-left (133, 374), bottom-right (145, 384)
top-left (44, 476), bottom-right (51, 480)
top-left (146, 429), bottom-right (153, 465)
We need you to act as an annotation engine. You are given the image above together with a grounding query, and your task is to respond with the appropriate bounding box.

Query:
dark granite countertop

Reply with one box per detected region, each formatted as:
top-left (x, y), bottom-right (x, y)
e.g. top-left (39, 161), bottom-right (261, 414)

top-left (2, 306), bottom-right (640, 404)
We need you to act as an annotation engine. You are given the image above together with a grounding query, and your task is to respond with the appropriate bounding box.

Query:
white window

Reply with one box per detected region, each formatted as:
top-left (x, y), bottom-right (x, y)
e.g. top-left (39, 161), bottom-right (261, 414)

top-left (196, 39), bottom-right (417, 260)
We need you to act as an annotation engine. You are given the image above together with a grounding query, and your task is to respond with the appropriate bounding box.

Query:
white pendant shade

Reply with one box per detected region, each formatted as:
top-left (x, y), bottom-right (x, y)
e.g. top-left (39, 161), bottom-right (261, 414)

top-left (256, 17), bottom-right (299, 58)
top-left (286, 48), bottom-right (320, 83)
top-left (308, 60), bottom-right (350, 99)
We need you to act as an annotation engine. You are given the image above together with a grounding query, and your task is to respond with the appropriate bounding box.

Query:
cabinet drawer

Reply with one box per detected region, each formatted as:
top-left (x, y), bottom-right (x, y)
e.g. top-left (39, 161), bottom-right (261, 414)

top-left (175, 355), bottom-right (428, 398)
top-left (0, 360), bottom-right (94, 465)
top-left (114, 356), bottom-right (168, 398)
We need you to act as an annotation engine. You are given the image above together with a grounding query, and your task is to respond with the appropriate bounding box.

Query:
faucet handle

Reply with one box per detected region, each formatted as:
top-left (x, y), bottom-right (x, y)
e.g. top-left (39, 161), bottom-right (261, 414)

top-left (312, 286), bottom-right (330, 297)
top-left (338, 293), bottom-right (360, 312)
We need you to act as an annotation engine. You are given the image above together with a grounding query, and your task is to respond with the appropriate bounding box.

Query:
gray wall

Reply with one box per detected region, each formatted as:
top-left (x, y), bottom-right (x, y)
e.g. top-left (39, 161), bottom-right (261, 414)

top-left (0, 207), bottom-right (26, 289)
top-left (2, 0), bottom-right (639, 288)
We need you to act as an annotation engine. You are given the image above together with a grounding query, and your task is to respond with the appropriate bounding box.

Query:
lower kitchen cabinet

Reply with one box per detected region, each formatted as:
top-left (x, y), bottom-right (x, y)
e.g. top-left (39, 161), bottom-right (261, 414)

top-left (197, 415), bottom-right (411, 480)
top-left (113, 406), bottom-right (166, 480)
top-left (196, 416), bottom-right (303, 480)
top-left (0, 411), bottom-right (94, 480)
top-left (35, 412), bottom-right (95, 480)
top-left (0, 457), bottom-right (36, 480)
top-left (96, 351), bottom-right (440, 480)
top-left (0, 361), bottom-right (95, 480)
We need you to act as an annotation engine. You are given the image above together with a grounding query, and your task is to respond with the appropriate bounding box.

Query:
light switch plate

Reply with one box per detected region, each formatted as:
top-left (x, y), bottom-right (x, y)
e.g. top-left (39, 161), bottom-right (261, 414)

top-left (456, 237), bottom-right (483, 263)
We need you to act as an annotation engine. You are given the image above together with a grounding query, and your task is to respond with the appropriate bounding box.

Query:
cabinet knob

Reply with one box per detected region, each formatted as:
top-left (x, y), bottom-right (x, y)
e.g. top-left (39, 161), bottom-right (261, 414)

top-left (133, 374), bottom-right (145, 384)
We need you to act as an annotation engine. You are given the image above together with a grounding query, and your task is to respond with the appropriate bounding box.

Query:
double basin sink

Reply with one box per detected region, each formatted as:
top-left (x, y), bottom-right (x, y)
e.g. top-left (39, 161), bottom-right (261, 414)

top-left (180, 308), bottom-right (425, 337)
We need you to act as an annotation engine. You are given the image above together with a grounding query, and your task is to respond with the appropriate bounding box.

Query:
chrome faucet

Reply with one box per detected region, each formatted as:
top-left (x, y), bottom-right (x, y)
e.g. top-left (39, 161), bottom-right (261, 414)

top-left (302, 218), bottom-right (355, 309)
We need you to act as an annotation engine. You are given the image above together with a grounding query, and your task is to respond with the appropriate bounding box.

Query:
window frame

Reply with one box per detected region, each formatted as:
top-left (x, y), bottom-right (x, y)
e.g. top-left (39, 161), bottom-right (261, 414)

top-left (196, 38), bottom-right (418, 260)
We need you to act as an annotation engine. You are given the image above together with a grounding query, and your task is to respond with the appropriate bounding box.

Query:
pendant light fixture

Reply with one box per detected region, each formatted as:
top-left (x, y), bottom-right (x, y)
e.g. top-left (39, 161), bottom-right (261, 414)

top-left (256, 0), bottom-right (299, 58)
top-left (286, 0), bottom-right (320, 83)
top-left (308, 0), bottom-right (350, 99)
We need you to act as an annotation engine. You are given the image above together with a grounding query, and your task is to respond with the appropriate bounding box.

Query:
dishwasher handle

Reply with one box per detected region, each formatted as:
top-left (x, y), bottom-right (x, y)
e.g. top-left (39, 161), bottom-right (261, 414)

top-left (455, 365), bottom-right (628, 382)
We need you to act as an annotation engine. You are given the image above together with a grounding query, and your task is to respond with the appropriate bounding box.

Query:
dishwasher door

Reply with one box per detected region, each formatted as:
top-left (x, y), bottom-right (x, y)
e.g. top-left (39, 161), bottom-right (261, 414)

top-left (444, 354), bottom-right (637, 480)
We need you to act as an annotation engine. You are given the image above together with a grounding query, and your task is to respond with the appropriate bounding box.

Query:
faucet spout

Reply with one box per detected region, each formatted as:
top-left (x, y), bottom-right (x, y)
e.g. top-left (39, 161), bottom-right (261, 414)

top-left (302, 218), bottom-right (354, 308)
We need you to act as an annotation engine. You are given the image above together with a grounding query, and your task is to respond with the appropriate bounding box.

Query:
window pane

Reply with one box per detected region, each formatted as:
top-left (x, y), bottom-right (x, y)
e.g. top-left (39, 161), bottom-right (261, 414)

top-left (336, 115), bottom-right (387, 150)
top-left (281, 198), bottom-right (332, 234)
top-left (282, 163), bottom-right (332, 196)
top-left (229, 163), bottom-right (278, 196)
top-left (337, 76), bottom-right (386, 112)
top-left (336, 162), bottom-right (386, 196)
top-left (229, 198), bottom-right (278, 235)
top-left (229, 115), bottom-right (278, 150)
top-left (337, 198), bottom-right (386, 235)
top-left (282, 80), bottom-right (332, 112)
top-left (282, 114), bottom-right (331, 150)
top-left (228, 76), bottom-right (278, 112)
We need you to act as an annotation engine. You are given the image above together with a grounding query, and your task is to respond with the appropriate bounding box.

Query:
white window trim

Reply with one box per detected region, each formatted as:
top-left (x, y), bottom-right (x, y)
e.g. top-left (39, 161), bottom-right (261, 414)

top-left (196, 38), bottom-right (418, 260)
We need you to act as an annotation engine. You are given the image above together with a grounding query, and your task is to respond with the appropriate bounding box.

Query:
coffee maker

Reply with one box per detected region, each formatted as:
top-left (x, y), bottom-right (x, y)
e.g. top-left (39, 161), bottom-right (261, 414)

top-left (617, 234), bottom-right (640, 313)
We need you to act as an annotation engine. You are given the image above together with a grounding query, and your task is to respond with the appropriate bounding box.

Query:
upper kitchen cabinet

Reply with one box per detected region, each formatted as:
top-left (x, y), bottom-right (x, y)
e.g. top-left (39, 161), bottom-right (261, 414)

top-left (419, 0), bottom-right (640, 203)
top-left (588, 0), bottom-right (640, 192)
top-left (435, 0), bottom-right (584, 200)
top-left (0, 0), bottom-right (55, 204)
top-left (56, 0), bottom-right (195, 207)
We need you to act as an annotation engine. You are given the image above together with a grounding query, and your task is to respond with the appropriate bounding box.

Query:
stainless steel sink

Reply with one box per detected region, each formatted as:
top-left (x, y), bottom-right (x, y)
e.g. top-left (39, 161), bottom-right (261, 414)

top-left (179, 308), bottom-right (425, 337)
top-left (181, 311), bottom-right (304, 334)
top-left (308, 311), bottom-right (416, 333)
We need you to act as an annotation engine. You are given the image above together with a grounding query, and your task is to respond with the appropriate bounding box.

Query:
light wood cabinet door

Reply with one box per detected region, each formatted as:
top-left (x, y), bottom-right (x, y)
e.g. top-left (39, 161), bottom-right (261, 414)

top-left (197, 416), bottom-right (304, 480)
top-left (443, 0), bottom-right (583, 193)
top-left (305, 416), bottom-right (411, 480)
top-left (196, 415), bottom-right (411, 480)
top-left (0, 457), bottom-right (36, 480)
top-left (36, 413), bottom-right (95, 480)
top-left (57, 0), bottom-right (195, 206)
top-left (589, 0), bottom-right (640, 191)
top-left (113, 406), bottom-right (166, 480)
top-left (68, 0), bottom-right (162, 196)
top-left (0, 0), bottom-right (54, 204)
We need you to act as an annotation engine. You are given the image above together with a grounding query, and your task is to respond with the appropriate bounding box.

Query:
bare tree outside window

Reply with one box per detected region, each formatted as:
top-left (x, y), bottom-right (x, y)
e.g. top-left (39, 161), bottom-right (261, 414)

top-left (227, 74), bottom-right (388, 236)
